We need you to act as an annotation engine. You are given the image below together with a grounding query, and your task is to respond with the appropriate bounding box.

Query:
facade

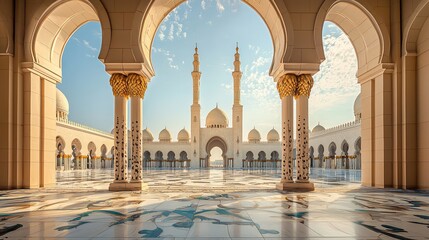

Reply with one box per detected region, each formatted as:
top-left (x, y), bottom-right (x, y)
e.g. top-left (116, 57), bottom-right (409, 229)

top-left (1, 0), bottom-right (429, 190)
top-left (55, 88), bottom-right (114, 171)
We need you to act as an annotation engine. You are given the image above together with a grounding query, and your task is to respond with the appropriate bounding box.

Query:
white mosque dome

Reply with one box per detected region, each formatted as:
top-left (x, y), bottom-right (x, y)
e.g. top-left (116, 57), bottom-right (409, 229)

top-left (267, 128), bottom-right (280, 142)
top-left (354, 93), bottom-right (362, 120)
top-left (159, 128), bottom-right (172, 142)
top-left (248, 128), bottom-right (261, 143)
top-left (206, 106), bottom-right (229, 128)
top-left (143, 128), bottom-right (154, 142)
top-left (56, 88), bottom-right (69, 114)
top-left (312, 124), bottom-right (326, 133)
top-left (178, 128), bottom-right (190, 142)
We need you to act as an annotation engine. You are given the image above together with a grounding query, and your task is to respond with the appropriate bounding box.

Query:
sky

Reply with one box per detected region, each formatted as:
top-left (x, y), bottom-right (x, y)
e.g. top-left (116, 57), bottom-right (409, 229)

top-left (59, 0), bottom-right (360, 141)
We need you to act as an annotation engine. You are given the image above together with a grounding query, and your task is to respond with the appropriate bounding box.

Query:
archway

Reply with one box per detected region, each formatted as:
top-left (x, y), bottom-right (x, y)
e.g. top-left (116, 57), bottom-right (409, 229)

top-left (206, 137), bottom-right (228, 168)
top-left (318, 144), bottom-right (325, 168)
top-left (134, 0), bottom-right (291, 77)
top-left (314, 0), bottom-right (393, 188)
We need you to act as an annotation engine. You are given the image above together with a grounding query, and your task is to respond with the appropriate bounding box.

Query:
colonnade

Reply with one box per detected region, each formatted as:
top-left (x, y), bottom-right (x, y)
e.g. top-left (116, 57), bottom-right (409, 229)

top-left (276, 73), bottom-right (315, 191)
top-left (108, 73), bottom-right (148, 191)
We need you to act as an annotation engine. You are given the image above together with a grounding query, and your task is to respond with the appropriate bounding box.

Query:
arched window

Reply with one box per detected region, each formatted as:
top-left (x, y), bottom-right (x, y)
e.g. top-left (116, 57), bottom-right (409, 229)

top-left (180, 151), bottom-right (188, 160)
top-left (246, 151), bottom-right (254, 160)
top-left (271, 151), bottom-right (279, 160)
top-left (167, 151), bottom-right (175, 160)
top-left (155, 151), bottom-right (163, 160)
top-left (258, 151), bottom-right (266, 160)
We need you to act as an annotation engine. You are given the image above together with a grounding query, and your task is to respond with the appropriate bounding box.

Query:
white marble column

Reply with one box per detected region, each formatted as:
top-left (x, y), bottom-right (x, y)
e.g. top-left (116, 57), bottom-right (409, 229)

top-left (127, 73), bottom-right (148, 187)
top-left (276, 74), bottom-right (297, 188)
top-left (109, 73), bottom-right (129, 190)
top-left (130, 96), bottom-right (142, 181)
top-left (295, 74), bottom-right (313, 186)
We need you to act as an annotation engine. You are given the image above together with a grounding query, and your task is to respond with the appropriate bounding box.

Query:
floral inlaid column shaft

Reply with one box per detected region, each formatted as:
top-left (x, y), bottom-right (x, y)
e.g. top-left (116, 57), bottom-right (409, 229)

top-left (295, 74), bottom-right (313, 182)
top-left (110, 73), bottom-right (129, 182)
top-left (127, 73), bottom-right (148, 182)
top-left (277, 74), bottom-right (298, 183)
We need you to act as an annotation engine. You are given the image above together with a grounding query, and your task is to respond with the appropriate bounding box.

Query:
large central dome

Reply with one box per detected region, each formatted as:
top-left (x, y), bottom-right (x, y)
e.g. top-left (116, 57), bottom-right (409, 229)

top-left (206, 106), bottom-right (229, 128)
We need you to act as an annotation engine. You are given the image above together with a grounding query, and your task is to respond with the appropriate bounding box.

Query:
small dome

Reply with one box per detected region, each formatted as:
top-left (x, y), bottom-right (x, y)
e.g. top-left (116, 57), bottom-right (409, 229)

top-left (159, 128), bottom-right (171, 142)
top-left (267, 128), bottom-right (279, 142)
top-left (56, 88), bottom-right (69, 115)
top-left (312, 124), bottom-right (326, 133)
top-left (143, 128), bottom-right (154, 142)
top-left (206, 105), bottom-right (229, 128)
top-left (354, 93), bottom-right (361, 121)
top-left (178, 128), bottom-right (190, 142)
top-left (248, 128), bottom-right (261, 142)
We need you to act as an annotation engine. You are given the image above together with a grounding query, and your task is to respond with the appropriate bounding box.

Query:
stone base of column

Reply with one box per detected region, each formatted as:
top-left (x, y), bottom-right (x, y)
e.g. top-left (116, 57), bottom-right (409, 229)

top-left (276, 181), bottom-right (315, 191)
top-left (109, 181), bottom-right (148, 191)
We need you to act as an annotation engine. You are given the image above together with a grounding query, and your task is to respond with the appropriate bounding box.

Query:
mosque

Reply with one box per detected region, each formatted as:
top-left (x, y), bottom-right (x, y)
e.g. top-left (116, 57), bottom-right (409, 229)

top-left (54, 46), bottom-right (361, 171)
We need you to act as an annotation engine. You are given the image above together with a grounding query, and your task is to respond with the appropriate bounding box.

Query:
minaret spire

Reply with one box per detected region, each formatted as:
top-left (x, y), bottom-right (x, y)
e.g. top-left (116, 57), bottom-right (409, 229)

top-left (234, 42), bottom-right (240, 72)
top-left (193, 43), bottom-right (200, 72)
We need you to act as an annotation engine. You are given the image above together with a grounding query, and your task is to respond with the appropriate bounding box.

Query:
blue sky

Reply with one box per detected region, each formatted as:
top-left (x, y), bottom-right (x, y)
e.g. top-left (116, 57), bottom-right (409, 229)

top-left (59, 0), bottom-right (359, 141)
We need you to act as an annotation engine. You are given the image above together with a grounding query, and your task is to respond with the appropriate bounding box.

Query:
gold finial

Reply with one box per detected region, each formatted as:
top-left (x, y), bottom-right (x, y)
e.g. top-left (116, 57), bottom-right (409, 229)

top-left (195, 43), bottom-right (198, 53)
top-left (236, 42), bottom-right (239, 53)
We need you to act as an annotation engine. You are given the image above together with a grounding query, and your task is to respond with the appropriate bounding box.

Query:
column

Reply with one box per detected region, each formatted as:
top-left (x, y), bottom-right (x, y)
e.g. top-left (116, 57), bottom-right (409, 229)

top-left (109, 73), bottom-right (129, 190)
top-left (295, 74), bottom-right (313, 186)
top-left (128, 73), bottom-right (148, 190)
top-left (276, 74), bottom-right (296, 190)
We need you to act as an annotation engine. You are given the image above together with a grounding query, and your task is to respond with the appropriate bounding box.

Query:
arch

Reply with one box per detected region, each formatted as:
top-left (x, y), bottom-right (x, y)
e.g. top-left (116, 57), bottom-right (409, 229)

top-left (71, 138), bottom-right (82, 155)
top-left (314, 0), bottom-right (391, 76)
top-left (100, 144), bottom-right (107, 157)
top-left (24, 0), bottom-right (111, 76)
top-left (341, 140), bottom-right (349, 154)
top-left (258, 151), bottom-right (266, 160)
top-left (270, 151), bottom-right (279, 160)
top-left (309, 146), bottom-right (315, 157)
top-left (180, 151), bottom-right (188, 161)
top-left (133, 0), bottom-right (292, 77)
top-left (56, 136), bottom-right (66, 152)
top-left (318, 145), bottom-right (324, 155)
top-left (143, 151), bottom-right (151, 161)
top-left (88, 142), bottom-right (96, 157)
top-left (206, 136), bottom-right (228, 156)
top-left (354, 137), bottom-right (362, 153)
top-left (167, 151), bottom-right (175, 161)
top-left (155, 151), bottom-right (163, 160)
top-left (329, 142), bottom-right (337, 157)
top-left (246, 151), bottom-right (254, 161)
top-left (403, 0), bottom-right (429, 55)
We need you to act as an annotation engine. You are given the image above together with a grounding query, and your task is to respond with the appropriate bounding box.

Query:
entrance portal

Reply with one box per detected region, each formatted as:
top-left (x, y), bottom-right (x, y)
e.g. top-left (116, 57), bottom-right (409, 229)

top-left (205, 137), bottom-right (229, 168)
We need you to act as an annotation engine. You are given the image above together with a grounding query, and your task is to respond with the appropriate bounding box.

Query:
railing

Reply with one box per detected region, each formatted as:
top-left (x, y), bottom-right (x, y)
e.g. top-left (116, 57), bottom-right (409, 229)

top-left (57, 118), bottom-right (113, 136)
top-left (311, 119), bottom-right (361, 136)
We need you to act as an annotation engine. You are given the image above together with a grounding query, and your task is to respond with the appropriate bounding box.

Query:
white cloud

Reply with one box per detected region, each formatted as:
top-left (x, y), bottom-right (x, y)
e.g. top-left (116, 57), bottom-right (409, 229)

top-left (251, 57), bottom-right (270, 70)
top-left (310, 32), bottom-right (359, 112)
top-left (201, 0), bottom-right (206, 10)
top-left (216, 0), bottom-right (225, 13)
top-left (73, 37), bottom-right (98, 52)
top-left (153, 48), bottom-right (179, 70)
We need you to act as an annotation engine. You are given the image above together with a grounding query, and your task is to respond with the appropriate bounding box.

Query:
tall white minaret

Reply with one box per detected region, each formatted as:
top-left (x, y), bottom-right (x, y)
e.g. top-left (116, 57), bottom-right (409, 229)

top-left (232, 43), bottom-right (243, 166)
top-left (190, 44), bottom-right (201, 168)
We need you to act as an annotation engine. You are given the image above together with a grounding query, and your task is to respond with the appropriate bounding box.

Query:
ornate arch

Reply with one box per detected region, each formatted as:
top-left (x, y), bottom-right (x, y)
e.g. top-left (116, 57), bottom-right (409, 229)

top-left (132, 0), bottom-right (292, 77)
top-left (24, 0), bottom-right (111, 77)
top-left (314, 0), bottom-right (391, 76)
top-left (403, 0), bottom-right (429, 55)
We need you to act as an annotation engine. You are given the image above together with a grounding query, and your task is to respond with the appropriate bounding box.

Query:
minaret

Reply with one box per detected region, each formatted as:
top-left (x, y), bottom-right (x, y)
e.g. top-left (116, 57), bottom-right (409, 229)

top-left (232, 43), bottom-right (243, 167)
top-left (190, 44), bottom-right (201, 168)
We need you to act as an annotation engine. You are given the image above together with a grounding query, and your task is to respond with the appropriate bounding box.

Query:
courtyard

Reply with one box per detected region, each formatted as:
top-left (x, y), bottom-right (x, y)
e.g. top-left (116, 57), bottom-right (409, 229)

top-left (0, 169), bottom-right (428, 239)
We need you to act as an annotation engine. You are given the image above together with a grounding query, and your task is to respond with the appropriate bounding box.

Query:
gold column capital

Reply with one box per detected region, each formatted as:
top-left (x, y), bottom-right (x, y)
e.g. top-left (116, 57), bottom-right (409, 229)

top-left (296, 74), bottom-right (314, 98)
top-left (127, 73), bottom-right (148, 99)
top-left (110, 73), bottom-right (128, 97)
top-left (277, 74), bottom-right (298, 98)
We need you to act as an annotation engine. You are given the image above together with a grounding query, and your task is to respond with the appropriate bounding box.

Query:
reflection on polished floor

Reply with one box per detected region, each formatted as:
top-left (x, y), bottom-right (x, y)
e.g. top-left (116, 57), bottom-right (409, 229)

top-left (0, 169), bottom-right (428, 239)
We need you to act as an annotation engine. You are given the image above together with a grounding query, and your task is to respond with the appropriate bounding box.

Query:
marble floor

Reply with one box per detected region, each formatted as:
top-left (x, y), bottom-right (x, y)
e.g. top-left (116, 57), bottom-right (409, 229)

top-left (0, 168), bottom-right (428, 239)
